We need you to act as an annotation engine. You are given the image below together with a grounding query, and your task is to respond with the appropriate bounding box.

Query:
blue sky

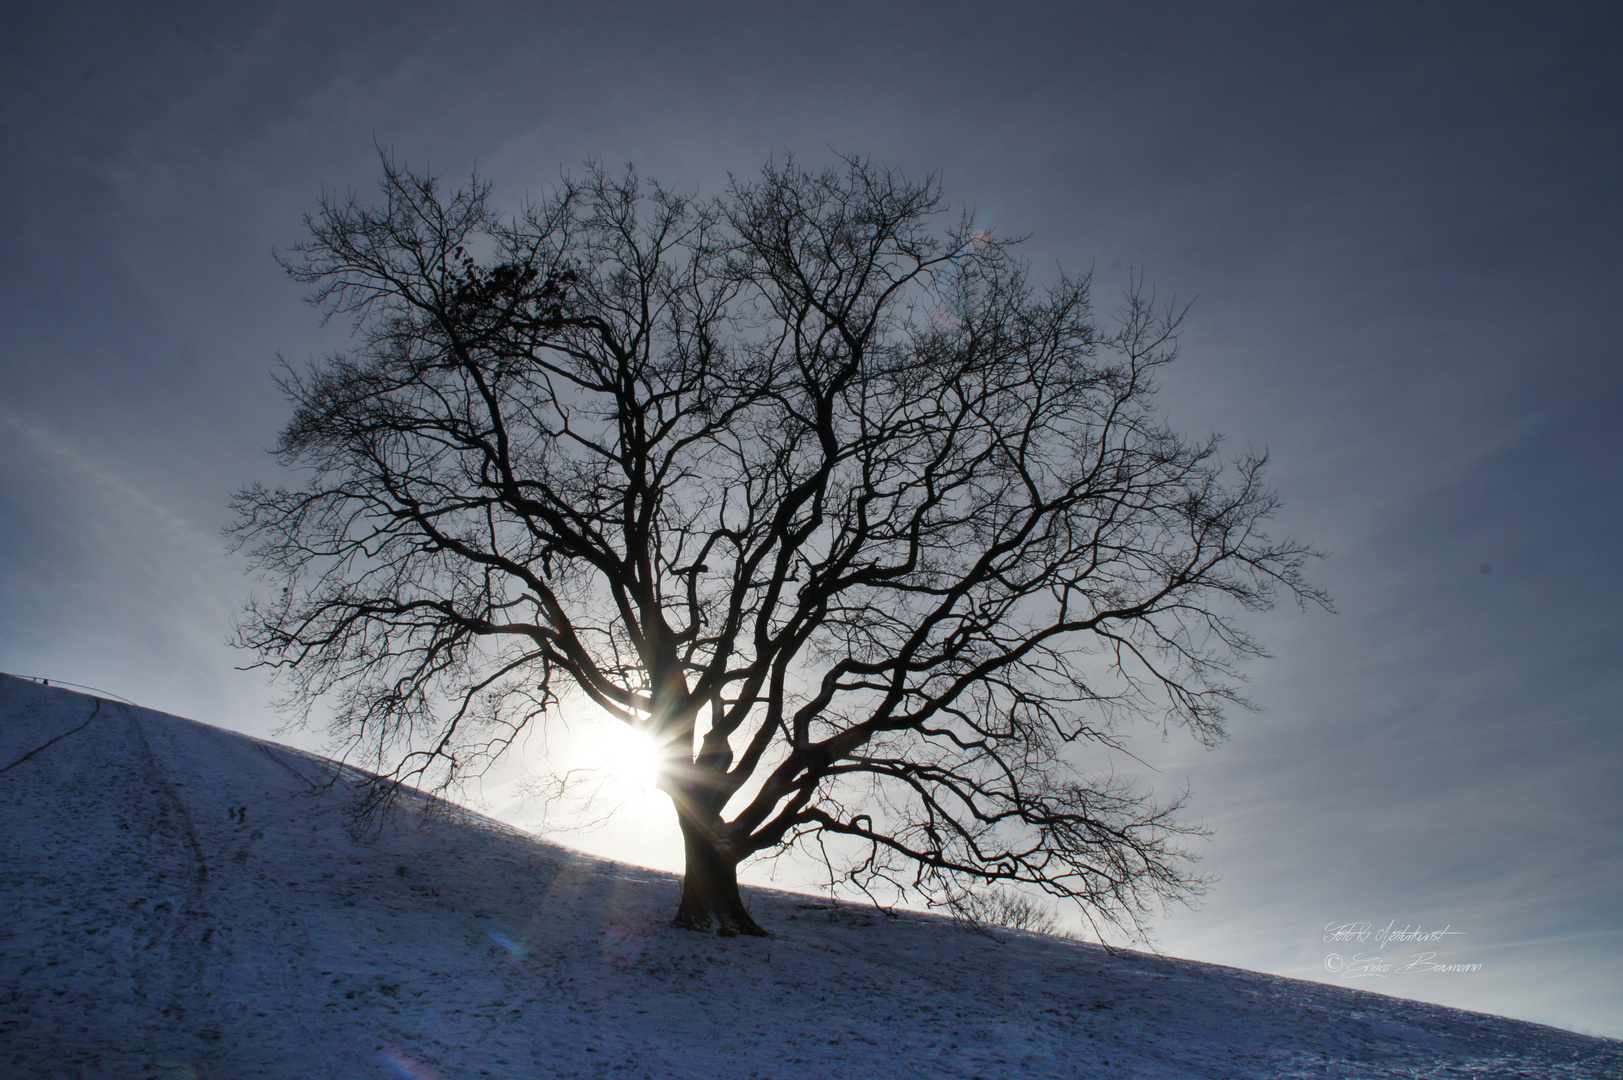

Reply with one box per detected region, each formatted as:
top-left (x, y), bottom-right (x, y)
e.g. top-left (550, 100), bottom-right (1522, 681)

top-left (3, 0), bottom-right (1619, 1036)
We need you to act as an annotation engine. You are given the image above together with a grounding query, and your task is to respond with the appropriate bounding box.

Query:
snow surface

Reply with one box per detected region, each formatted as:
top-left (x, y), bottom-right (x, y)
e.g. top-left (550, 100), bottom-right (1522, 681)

top-left (2, 674), bottom-right (1618, 1080)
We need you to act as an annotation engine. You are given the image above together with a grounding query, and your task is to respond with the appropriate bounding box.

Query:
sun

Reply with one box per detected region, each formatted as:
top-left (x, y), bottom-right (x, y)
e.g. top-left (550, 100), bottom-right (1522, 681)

top-left (600, 720), bottom-right (663, 792)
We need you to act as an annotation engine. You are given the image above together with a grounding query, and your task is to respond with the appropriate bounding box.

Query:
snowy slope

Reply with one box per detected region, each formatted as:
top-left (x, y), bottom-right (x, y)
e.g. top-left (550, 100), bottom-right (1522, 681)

top-left (2, 675), bottom-right (1618, 1080)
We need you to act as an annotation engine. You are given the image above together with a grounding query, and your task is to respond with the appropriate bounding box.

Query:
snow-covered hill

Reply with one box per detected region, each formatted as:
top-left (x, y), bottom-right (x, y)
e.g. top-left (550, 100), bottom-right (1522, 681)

top-left (2, 674), bottom-right (1617, 1079)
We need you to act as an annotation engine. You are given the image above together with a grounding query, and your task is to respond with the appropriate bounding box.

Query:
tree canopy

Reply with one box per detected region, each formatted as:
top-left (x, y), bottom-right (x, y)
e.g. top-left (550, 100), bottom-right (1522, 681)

top-left (232, 153), bottom-right (1327, 936)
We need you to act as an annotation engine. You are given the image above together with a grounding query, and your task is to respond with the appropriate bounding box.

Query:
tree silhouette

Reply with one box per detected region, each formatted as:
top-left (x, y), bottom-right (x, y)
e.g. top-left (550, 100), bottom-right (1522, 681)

top-left (232, 154), bottom-right (1327, 936)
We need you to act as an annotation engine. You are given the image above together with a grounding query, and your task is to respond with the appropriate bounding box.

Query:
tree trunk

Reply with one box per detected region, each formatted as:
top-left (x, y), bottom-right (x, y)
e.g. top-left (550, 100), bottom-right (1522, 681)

top-left (673, 812), bottom-right (768, 936)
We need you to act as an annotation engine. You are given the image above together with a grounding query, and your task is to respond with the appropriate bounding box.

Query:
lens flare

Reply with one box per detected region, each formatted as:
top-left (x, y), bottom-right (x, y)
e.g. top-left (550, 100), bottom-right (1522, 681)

top-left (488, 930), bottom-right (530, 957)
top-left (379, 1047), bottom-right (440, 1080)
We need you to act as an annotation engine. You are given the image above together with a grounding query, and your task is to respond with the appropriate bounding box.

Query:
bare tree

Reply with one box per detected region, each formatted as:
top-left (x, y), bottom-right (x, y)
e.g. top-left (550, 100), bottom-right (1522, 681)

top-left (232, 153), bottom-right (1327, 937)
top-left (950, 887), bottom-right (1066, 937)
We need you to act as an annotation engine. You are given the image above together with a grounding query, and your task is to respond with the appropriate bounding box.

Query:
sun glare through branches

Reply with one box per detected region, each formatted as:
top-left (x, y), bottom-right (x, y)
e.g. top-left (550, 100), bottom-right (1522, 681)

top-left (601, 720), bottom-right (662, 794)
